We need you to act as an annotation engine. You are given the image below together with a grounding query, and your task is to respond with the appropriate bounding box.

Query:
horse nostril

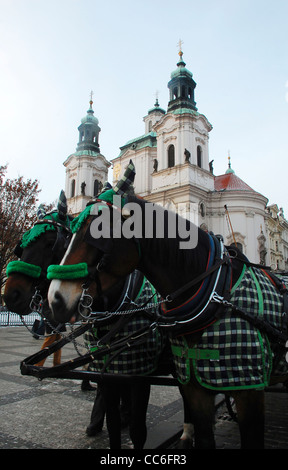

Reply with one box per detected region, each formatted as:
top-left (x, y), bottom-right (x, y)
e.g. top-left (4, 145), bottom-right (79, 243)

top-left (3, 290), bottom-right (21, 310)
top-left (53, 291), bottom-right (64, 311)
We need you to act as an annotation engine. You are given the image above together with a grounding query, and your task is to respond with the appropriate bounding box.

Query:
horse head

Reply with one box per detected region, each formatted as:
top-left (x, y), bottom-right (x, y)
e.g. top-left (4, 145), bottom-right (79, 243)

top-left (48, 161), bottom-right (140, 323)
top-left (4, 191), bottom-right (71, 315)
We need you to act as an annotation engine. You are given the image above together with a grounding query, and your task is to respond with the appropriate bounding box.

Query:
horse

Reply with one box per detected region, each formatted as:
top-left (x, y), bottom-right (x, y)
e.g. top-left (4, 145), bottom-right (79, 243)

top-left (3, 193), bottom-right (180, 450)
top-left (48, 162), bottom-right (288, 449)
top-left (4, 192), bottom-right (71, 320)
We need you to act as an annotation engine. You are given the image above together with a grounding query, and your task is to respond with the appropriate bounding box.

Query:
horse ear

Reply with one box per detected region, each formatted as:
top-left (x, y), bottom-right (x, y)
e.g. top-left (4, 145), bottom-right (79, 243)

top-left (37, 204), bottom-right (46, 220)
top-left (114, 159), bottom-right (135, 197)
top-left (57, 190), bottom-right (67, 221)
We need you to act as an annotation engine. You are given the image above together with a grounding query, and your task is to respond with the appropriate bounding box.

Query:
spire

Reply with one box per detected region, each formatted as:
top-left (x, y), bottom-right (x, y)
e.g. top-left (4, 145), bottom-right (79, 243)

top-left (167, 42), bottom-right (197, 113)
top-left (225, 151), bottom-right (235, 174)
top-left (147, 91), bottom-right (165, 116)
top-left (177, 39), bottom-right (186, 66)
top-left (76, 92), bottom-right (101, 153)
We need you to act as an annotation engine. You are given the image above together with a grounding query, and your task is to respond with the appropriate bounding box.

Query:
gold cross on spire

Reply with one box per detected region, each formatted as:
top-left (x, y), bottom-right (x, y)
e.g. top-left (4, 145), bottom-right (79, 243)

top-left (177, 39), bottom-right (184, 57)
top-left (89, 90), bottom-right (94, 107)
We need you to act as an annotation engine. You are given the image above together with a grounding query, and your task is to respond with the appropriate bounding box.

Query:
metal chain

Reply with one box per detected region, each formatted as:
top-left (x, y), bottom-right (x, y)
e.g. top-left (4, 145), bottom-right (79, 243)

top-left (78, 286), bottom-right (170, 321)
top-left (26, 289), bottom-right (94, 355)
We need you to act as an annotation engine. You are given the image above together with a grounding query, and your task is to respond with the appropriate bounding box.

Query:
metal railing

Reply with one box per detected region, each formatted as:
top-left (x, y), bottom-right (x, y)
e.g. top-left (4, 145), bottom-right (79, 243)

top-left (0, 310), bottom-right (41, 327)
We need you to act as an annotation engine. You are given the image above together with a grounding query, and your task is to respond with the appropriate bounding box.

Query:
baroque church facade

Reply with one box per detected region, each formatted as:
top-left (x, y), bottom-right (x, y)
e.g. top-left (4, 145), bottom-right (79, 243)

top-left (64, 50), bottom-right (288, 271)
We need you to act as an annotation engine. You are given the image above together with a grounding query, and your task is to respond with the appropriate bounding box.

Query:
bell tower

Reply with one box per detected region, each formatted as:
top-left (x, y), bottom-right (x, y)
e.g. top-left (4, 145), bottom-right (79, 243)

top-left (64, 93), bottom-right (111, 215)
top-left (76, 91), bottom-right (101, 153)
top-left (167, 40), bottom-right (197, 113)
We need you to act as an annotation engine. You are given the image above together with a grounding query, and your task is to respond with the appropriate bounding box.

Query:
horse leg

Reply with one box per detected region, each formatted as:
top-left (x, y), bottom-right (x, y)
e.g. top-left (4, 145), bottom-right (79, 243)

top-left (129, 382), bottom-right (151, 449)
top-left (102, 383), bottom-right (122, 449)
top-left (232, 390), bottom-right (265, 449)
top-left (86, 385), bottom-right (105, 435)
top-left (178, 384), bottom-right (194, 448)
top-left (120, 387), bottom-right (130, 428)
top-left (182, 382), bottom-right (216, 449)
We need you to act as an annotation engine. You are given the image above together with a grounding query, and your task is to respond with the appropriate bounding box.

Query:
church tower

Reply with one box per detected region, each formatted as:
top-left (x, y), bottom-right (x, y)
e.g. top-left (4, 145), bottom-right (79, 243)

top-left (111, 46), bottom-right (214, 221)
top-left (64, 93), bottom-right (110, 215)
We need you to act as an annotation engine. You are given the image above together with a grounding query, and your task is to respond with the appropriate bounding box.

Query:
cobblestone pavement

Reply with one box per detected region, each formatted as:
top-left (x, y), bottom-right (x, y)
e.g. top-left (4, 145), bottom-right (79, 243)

top-left (0, 327), bottom-right (287, 450)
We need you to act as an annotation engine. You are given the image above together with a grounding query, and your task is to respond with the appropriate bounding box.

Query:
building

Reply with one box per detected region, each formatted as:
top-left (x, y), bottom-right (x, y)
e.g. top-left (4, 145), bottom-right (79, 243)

top-left (64, 49), bottom-right (288, 270)
top-left (266, 204), bottom-right (288, 271)
top-left (111, 49), bottom-right (270, 265)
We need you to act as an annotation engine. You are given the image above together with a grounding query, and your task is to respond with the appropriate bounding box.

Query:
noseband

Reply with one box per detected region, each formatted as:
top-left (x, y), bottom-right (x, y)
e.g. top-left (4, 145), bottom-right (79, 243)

top-left (6, 218), bottom-right (72, 282)
top-left (47, 262), bottom-right (106, 320)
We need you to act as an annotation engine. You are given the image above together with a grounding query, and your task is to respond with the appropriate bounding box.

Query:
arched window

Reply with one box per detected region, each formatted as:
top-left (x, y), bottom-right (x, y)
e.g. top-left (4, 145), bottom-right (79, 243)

top-left (71, 179), bottom-right (75, 198)
top-left (94, 179), bottom-right (99, 196)
top-left (148, 120), bottom-right (152, 132)
top-left (197, 145), bottom-right (202, 168)
top-left (168, 145), bottom-right (175, 168)
top-left (173, 87), bottom-right (178, 99)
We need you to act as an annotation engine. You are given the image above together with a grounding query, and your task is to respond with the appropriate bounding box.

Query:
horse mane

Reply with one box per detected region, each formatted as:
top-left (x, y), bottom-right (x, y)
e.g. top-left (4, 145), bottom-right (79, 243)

top-left (126, 195), bottom-right (211, 274)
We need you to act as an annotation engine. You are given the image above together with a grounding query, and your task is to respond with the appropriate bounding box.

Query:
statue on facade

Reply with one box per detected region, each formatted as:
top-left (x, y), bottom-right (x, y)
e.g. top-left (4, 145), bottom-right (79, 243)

top-left (184, 148), bottom-right (190, 162)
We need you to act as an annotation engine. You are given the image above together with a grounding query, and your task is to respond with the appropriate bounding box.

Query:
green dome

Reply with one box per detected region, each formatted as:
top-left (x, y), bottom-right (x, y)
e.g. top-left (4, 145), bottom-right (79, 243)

top-left (170, 57), bottom-right (193, 80)
top-left (77, 98), bottom-right (101, 153)
top-left (81, 108), bottom-right (99, 125)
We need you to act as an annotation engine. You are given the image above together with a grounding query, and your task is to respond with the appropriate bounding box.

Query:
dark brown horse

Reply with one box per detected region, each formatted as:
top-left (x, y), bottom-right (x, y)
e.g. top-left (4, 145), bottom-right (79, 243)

top-left (4, 195), bottom-right (180, 450)
top-left (48, 175), bottom-right (288, 449)
top-left (4, 194), bottom-right (71, 318)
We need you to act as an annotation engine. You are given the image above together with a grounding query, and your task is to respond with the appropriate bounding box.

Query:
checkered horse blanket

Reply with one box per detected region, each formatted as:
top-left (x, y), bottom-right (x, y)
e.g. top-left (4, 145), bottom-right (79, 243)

top-left (171, 265), bottom-right (288, 390)
top-left (85, 276), bottom-right (165, 375)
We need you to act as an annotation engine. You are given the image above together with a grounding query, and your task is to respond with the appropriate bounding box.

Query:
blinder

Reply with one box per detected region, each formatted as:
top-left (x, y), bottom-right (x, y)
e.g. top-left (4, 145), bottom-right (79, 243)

top-left (84, 221), bottom-right (114, 254)
top-left (14, 240), bottom-right (23, 258)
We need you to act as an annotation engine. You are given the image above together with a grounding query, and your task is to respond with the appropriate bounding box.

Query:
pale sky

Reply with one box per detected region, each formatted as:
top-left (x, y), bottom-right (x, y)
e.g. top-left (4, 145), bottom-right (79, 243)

top-left (1, 0), bottom-right (288, 215)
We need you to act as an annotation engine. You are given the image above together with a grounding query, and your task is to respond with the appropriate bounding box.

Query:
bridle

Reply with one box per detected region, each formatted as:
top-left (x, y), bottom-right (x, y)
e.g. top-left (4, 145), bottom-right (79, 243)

top-left (7, 217), bottom-right (72, 282)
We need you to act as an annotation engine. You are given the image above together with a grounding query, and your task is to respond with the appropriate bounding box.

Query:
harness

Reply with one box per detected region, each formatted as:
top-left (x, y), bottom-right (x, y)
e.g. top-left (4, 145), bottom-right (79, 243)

top-left (6, 214), bottom-right (72, 280)
top-left (155, 234), bottom-right (232, 335)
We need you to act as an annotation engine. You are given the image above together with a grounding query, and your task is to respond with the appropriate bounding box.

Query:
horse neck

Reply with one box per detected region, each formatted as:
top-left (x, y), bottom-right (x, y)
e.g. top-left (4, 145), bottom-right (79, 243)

top-left (134, 203), bottom-right (211, 302)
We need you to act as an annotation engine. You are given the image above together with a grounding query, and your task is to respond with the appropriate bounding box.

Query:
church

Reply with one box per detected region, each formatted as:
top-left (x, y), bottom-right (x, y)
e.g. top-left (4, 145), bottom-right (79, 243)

top-left (64, 48), bottom-right (288, 270)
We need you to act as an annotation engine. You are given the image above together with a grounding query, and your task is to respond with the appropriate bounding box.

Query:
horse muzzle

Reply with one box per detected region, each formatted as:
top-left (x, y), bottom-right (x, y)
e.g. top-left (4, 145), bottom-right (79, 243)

top-left (48, 279), bottom-right (82, 323)
top-left (3, 275), bottom-right (35, 315)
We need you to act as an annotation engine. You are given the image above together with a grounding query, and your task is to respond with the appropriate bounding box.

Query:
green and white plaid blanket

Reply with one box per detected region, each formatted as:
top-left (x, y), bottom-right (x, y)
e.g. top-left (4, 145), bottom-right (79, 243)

top-left (171, 265), bottom-right (288, 390)
top-left (85, 276), bottom-right (165, 376)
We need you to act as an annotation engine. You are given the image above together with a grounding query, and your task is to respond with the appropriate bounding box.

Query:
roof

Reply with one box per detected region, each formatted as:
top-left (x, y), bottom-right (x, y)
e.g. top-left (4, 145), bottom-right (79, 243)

top-left (117, 132), bottom-right (157, 157)
top-left (214, 172), bottom-right (255, 192)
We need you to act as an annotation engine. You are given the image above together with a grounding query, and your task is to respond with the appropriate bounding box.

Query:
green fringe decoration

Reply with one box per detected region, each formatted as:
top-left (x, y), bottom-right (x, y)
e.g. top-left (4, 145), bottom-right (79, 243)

top-left (70, 189), bottom-right (125, 234)
top-left (47, 263), bottom-right (89, 280)
top-left (21, 211), bottom-right (70, 248)
top-left (6, 260), bottom-right (42, 278)
top-left (70, 204), bottom-right (95, 234)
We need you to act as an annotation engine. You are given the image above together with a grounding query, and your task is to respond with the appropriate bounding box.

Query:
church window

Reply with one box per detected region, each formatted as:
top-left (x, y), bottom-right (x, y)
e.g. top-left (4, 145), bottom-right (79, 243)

top-left (173, 87), bottom-right (178, 99)
top-left (199, 202), bottom-right (205, 218)
top-left (94, 179), bottom-right (99, 196)
top-left (168, 145), bottom-right (175, 168)
top-left (197, 145), bottom-right (202, 168)
top-left (71, 179), bottom-right (75, 197)
top-left (148, 120), bottom-right (152, 132)
top-left (188, 87), bottom-right (192, 99)
top-left (181, 85), bottom-right (186, 98)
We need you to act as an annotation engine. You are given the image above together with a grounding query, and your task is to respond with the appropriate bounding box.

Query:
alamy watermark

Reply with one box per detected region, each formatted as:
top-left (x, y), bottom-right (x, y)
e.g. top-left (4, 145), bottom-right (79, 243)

top-left (89, 195), bottom-right (199, 249)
